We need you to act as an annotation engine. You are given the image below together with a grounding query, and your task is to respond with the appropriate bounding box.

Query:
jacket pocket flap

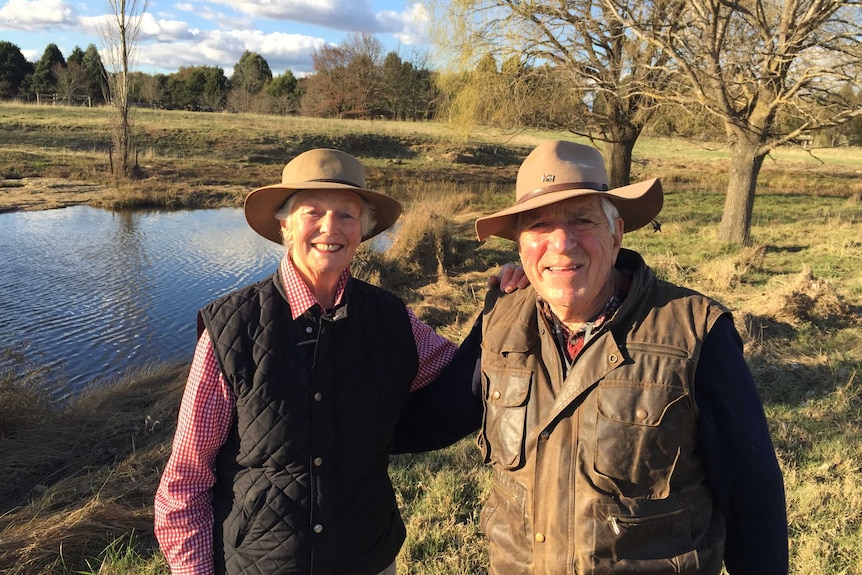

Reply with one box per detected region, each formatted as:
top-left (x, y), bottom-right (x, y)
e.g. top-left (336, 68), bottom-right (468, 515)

top-left (482, 325), bottom-right (534, 355)
top-left (485, 367), bottom-right (531, 407)
top-left (597, 384), bottom-right (687, 427)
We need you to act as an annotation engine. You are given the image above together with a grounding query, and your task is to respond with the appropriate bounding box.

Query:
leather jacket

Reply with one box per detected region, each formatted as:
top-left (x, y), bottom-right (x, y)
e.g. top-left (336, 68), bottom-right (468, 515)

top-left (478, 249), bottom-right (729, 574)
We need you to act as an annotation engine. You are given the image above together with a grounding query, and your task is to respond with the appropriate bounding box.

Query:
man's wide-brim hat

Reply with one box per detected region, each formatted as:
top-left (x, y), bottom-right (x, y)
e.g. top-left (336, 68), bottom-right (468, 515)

top-left (245, 148), bottom-right (402, 245)
top-left (475, 140), bottom-right (663, 241)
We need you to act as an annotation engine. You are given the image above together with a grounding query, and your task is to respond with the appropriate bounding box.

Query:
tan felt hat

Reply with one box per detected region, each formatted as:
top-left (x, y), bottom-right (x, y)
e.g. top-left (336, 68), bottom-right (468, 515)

top-left (475, 140), bottom-right (663, 241)
top-left (245, 148), bottom-right (402, 244)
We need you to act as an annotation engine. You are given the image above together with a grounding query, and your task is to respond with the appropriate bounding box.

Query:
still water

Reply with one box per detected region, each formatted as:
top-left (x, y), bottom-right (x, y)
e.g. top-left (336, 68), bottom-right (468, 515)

top-left (0, 206), bottom-right (284, 399)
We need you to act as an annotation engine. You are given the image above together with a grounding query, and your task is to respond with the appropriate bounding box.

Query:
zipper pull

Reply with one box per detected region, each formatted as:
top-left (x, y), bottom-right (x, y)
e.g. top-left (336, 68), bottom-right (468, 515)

top-left (608, 515), bottom-right (621, 535)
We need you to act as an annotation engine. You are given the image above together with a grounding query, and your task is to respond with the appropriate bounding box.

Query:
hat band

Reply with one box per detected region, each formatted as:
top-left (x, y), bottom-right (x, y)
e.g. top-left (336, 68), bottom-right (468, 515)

top-left (518, 181), bottom-right (609, 205)
top-left (307, 178), bottom-right (362, 188)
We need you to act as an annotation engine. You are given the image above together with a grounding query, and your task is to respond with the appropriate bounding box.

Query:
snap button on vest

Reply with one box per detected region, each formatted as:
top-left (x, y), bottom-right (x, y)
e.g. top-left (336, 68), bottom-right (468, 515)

top-left (313, 524), bottom-right (323, 534)
top-left (636, 408), bottom-right (649, 420)
top-left (305, 326), bottom-right (313, 333)
top-left (608, 353), bottom-right (619, 364)
top-left (314, 392), bottom-right (323, 401)
top-left (314, 457), bottom-right (323, 466)
top-left (492, 390), bottom-right (502, 400)
top-left (535, 533), bottom-right (546, 543)
top-left (539, 430), bottom-right (550, 440)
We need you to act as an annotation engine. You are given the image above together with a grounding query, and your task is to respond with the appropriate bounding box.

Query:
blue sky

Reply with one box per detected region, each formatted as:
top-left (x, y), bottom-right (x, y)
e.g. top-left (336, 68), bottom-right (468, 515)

top-left (0, 0), bottom-right (433, 77)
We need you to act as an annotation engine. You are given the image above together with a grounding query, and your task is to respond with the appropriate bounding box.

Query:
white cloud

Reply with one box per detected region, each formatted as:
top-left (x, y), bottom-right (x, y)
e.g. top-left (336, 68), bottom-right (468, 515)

top-left (208, 0), bottom-right (379, 32)
top-left (133, 28), bottom-right (327, 76)
top-left (77, 12), bottom-right (198, 42)
top-left (0, 0), bottom-right (76, 30)
top-left (139, 13), bottom-right (199, 41)
top-left (376, 3), bottom-right (430, 45)
top-left (175, 2), bottom-right (255, 31)
top-left (0, 0), bottom-right (432, 75)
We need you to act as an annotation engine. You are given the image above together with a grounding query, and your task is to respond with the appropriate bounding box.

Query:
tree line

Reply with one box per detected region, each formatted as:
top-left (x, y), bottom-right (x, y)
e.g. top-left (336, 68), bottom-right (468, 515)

top-left (2, 0), bottom-right (862, 244)
top-left (0, 31), bottom-right (438, 121)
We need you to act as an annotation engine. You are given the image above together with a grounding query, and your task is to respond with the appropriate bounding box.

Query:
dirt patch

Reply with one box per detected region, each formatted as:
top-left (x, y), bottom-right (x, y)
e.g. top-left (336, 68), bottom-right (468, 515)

top-left (0, 178), bottom-right (107, 212)
top-left (746, 266), bottom-right (858, 334)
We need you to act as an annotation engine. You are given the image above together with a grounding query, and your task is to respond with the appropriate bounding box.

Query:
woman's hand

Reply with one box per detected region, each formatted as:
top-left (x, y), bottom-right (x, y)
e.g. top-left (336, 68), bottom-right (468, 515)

top-left (488, 262), bottom-right (529, 293)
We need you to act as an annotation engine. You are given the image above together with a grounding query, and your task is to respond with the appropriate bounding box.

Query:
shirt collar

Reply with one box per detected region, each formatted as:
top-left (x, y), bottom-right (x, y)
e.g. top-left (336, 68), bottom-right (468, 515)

top-left (539, 265), bottom-right (633, 353)
top-left (280, 253), bottom-right (350, 320)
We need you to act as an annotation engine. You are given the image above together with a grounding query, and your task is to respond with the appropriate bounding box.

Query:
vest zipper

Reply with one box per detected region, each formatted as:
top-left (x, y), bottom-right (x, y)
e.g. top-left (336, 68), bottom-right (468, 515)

top-left (236, 489), bottom-right (268, 546)
top-left (607, 507), bottom-right (687, 535)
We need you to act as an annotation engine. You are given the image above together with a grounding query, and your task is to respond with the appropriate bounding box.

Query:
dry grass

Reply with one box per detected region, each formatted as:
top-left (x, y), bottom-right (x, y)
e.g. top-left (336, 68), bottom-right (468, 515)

top-left (0, 363), bottom-right (186, 574)
top-left (1, 103), bottom-right (861, 574)
top-left (4, 193), bottom-right (860, 572)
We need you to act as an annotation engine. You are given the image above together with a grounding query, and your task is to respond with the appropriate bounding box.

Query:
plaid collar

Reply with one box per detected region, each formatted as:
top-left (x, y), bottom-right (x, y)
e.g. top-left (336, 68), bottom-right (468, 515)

top-left (539, 266), bottom-right (632, 362)
top-left (280, 253), bottom-right (349, 320)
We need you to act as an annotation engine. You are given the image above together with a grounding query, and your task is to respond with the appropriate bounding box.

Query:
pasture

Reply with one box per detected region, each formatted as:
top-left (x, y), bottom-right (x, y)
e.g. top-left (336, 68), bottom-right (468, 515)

top-left (0, 102), bottom-right (860, 574)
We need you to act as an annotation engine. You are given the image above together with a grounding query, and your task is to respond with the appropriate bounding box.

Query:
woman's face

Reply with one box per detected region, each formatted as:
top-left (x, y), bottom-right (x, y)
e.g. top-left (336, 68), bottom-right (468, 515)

top-left (281, 189), bottom-right (364, 289)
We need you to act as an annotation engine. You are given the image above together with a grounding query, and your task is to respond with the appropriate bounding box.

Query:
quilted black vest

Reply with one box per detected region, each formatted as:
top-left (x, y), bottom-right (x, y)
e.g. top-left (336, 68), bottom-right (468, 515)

top-left (198, 271), bottom-right (419, 575)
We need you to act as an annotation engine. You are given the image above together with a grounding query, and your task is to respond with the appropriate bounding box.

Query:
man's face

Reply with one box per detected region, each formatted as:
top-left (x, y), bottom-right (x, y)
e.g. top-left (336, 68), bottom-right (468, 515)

top-left (517, 195), bottom-right (623, 324)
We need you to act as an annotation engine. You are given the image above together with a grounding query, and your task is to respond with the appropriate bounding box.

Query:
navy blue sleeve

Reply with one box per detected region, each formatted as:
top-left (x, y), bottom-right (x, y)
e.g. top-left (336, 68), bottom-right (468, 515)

top-left (391, 318), bottom-right (484, 454)
top-left (695, 314), bottom-right (788, 575)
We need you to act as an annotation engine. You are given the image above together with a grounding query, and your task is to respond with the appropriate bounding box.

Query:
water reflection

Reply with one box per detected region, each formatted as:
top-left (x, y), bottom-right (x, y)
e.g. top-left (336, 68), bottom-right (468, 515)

top-left (0, 206), bottom-right (283, 399)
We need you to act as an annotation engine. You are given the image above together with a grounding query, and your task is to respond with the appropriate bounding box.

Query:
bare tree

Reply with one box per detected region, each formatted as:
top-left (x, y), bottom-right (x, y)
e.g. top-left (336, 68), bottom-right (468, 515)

top-left (136, 72), bottom-right (164, 107)
top-left (343, 32), bottom-right (384, 116)
top-left (436, 0), bottom-right (685, 187)
top-left (53, 61), bottom-right (86, 104)
top-left (303, 32), bottom-right (386, 118)
top-left (302, 44), bottom-right (352, 117)
top-left (607, 0), bottom-right (862, 244)
top-left (99, 0), bottom-right (149, 178)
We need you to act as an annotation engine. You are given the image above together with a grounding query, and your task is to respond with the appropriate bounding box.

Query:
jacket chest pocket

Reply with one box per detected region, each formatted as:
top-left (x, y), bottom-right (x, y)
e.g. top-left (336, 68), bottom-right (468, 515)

top-left (478, 366), bottom-right (532, 470)
top-left (593, 383), bottom-right (689, 498)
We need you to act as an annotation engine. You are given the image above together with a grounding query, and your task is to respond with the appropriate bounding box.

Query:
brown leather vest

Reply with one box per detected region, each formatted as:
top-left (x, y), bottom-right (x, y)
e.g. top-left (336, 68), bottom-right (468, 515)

top-left (477, 249), bottom-right (728, 574)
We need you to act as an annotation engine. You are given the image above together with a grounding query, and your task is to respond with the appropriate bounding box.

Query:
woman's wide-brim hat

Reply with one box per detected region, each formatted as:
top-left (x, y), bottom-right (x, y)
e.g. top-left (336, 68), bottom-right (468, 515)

top-left (475, 140), bottom-right (663, 241)
top-left (245, 148), bottom-right (402, 245)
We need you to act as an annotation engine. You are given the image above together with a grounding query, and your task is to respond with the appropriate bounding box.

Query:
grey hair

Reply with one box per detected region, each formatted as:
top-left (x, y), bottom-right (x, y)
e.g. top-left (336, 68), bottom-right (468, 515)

top-left (274, 191), bottom-right (377, 246)
top-left (600, 197), bottom-right (619, 233)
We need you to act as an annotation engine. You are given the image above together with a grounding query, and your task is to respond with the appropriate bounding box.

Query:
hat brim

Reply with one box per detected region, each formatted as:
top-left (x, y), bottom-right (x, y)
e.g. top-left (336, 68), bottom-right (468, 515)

top-left (245, 182), bottom-right (403, 245)
top-left (475, 178), bottom-right (663, 241)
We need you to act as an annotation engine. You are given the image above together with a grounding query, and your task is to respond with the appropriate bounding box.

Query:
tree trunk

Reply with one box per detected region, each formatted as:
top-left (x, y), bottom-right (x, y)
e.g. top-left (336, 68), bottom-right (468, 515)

top-left (603, 124), bottom-right (640, 188)
top-left (605, 140), bottom-right (634, 188)
top-left (717, 133), bottom-right (764, 245)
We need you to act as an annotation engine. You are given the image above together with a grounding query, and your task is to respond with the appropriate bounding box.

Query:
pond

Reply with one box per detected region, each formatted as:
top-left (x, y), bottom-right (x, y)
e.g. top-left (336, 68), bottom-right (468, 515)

top-left (0, 206), bottom-right (284, 400)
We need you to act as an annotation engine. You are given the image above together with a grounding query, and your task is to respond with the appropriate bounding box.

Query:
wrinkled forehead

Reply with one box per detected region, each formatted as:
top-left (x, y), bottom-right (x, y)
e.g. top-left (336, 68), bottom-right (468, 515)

top-left (518, 194), bottom-right (604, 224)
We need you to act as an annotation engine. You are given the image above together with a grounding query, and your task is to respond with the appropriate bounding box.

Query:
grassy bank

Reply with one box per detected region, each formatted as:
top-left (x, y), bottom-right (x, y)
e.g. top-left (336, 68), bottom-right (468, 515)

top-left (1, 103), bottom-right (861, 573)
top-left (2, 102), bottom-right (861, 213)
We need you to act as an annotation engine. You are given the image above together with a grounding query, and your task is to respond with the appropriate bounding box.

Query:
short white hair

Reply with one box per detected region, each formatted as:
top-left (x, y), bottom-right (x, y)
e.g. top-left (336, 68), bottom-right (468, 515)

top-left (275, 191), bottom-right (377, 247)
top-left (600, 197), bottom-right (619, 233)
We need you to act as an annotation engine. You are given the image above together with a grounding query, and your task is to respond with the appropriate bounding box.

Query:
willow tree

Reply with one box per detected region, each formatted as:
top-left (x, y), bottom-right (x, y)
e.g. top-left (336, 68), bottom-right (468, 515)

top-left (607, 0), bottom-right (862, 244)
top-left (435, 0), bottom-right (686, 187)
top-left (99, 0), bottom-right (149, 178)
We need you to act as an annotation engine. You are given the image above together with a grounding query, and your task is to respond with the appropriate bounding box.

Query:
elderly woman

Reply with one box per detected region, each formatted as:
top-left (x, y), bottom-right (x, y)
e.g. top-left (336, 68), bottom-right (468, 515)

top-left (154, 149), bottom-right (514, 575)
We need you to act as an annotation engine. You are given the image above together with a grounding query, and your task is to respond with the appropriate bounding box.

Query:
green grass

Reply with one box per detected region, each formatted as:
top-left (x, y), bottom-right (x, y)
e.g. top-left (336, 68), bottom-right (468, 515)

top-left (0, 102), bottom-right (861, 574)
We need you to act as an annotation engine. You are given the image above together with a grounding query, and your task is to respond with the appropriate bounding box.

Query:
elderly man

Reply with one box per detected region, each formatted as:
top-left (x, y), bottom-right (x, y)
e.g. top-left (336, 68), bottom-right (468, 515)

top-left (154, 148), bottom-right (516, 575)
top-left (462, 140), bottom-right (788, 574)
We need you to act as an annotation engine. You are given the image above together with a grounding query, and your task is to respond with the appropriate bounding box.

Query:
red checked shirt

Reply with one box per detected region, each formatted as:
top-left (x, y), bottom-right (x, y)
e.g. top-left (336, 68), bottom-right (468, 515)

top-left (154, 255), bottom-right (457, 575)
